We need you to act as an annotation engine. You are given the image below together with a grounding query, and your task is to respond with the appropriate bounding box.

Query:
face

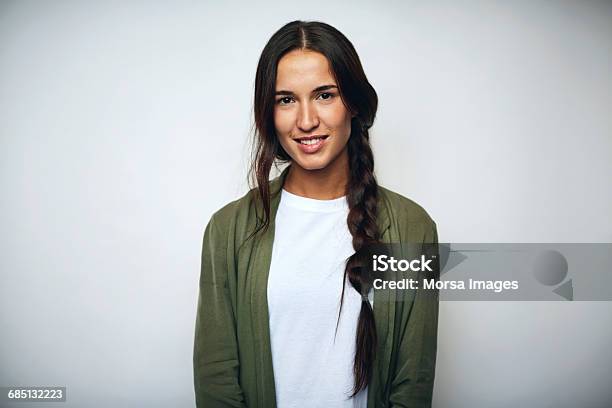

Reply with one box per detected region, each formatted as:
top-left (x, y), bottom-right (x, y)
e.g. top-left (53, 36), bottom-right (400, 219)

top-left (274, 49), bottom-right (353, 172)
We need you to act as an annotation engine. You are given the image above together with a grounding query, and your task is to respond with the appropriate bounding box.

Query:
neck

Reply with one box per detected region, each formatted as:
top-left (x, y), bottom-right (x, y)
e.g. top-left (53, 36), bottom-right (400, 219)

top-left (283, 149), bottom-right (350, 200)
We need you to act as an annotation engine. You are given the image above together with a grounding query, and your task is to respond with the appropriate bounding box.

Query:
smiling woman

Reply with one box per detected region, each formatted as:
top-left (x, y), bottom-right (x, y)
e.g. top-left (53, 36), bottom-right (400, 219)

top-left (194, 20), bottom-right (440, 408)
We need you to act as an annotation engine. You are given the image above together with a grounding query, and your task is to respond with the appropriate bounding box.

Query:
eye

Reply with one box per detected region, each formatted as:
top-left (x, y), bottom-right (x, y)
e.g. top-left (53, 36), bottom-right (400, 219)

top-left (317, 92), bottom-right (334, 101)
top-left (276, 96), bottom-right (295, 105)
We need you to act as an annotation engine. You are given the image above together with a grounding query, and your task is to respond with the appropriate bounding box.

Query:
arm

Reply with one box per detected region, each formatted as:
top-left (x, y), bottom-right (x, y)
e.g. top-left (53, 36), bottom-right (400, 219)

top-left (389, 221), bottom-right (440, 407)
top-left (193, 216), bottom-right (246, 407)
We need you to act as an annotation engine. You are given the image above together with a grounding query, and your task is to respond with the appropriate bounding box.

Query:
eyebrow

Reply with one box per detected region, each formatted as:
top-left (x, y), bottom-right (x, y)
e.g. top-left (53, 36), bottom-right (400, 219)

top-left (275, 84), bottom-right (338, 96)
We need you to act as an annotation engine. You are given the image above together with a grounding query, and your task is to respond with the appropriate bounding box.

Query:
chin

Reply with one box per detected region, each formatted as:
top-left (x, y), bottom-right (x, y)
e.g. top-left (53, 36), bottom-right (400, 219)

top-left (292, 156), bottom-right (330, 171)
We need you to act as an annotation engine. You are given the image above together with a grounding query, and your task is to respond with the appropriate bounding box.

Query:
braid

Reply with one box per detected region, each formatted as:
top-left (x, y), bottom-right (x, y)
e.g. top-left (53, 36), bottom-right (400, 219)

top-left (338, 123), bottom-right (380, 396)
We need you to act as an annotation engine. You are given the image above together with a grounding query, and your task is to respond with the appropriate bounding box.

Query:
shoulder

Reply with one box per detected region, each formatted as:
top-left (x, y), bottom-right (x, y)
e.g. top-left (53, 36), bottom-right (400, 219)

top-left (378, 186), bottom-right (437, 242)
top-left (210, 189), bottom-right (256, 224)
top-left (206, 188), bottom-right (259, 238)
top-left (378, 186), bottom-right (435, 225)
top-left (204, 171), bottom-right (284, 243)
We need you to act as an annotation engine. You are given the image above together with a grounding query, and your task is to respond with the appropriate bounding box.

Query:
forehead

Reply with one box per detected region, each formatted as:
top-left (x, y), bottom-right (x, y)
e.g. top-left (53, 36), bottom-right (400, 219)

top-left (276, 49), bottom-right (335, 90)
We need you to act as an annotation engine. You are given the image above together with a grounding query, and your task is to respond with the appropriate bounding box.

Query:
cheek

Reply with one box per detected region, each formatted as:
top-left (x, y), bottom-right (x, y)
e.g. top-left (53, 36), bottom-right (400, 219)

top-left (323, 104), bottom-right (352, 137)
top-left (274, 109), bottom-right (294, 136)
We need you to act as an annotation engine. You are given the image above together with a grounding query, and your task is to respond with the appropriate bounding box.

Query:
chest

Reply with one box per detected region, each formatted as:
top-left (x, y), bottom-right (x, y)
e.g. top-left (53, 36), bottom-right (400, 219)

top-left (266, 204), bottom-right (354, 314)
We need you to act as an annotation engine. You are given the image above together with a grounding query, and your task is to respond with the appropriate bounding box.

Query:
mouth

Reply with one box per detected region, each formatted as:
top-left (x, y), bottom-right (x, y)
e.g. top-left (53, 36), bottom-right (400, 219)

top-left (293, 135), bottom-right (329, 145)
top-left (293, 134), bottom-right (329, 154)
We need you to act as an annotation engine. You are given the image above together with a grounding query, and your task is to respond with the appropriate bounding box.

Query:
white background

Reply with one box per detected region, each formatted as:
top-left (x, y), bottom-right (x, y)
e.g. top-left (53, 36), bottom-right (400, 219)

top-left (1, 1), bottom-right (611, 407)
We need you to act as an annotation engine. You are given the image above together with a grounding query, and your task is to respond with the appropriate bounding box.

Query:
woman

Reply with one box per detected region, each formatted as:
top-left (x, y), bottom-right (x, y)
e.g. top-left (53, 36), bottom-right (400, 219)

top-left (194, 20), bottom-right (439, 408)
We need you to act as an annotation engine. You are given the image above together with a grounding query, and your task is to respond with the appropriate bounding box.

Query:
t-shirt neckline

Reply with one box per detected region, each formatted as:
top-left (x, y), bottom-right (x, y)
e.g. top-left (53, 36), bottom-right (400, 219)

top-left (280, 188), bottom-right (348, 213)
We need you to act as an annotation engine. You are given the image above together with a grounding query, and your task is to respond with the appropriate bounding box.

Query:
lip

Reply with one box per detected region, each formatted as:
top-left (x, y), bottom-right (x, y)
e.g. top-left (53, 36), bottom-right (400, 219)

top-left (293, 135), bottom-right (329, 154)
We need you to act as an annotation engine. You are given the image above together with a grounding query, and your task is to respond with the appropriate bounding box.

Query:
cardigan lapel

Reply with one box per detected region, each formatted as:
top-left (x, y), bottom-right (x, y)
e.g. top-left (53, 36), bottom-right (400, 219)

top-left (248, 166), bottom-right (290, 408)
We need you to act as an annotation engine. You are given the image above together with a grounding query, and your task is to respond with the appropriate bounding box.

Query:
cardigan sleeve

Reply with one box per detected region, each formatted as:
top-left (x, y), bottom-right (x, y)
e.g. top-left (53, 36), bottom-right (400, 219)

top-left (193, 216), bottom-right (247, 408)
top-left (388, 221), bottom-right (440, 408)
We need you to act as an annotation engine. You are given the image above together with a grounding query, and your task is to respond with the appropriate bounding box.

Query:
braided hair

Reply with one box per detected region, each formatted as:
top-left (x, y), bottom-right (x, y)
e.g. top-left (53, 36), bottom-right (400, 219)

top-left (338, 118), bottom-right (380, 395)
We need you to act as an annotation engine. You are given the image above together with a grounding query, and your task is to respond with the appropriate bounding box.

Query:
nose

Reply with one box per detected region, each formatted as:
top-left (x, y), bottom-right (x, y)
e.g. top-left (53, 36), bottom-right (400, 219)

top-left (296, 101), bottom-right (319, 132)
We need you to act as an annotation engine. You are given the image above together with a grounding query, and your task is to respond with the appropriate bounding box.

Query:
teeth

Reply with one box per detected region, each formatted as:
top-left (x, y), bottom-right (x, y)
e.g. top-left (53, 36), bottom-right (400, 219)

top-left (300, 137), bottom-right (323, 145)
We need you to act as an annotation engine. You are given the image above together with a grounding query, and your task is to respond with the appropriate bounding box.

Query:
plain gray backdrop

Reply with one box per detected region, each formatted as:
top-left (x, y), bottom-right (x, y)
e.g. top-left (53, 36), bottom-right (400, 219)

top-left (1, 0), bottom-right (611, 407)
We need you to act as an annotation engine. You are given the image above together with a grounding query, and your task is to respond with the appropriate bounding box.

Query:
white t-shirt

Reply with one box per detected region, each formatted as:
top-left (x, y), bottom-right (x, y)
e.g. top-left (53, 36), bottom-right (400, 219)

top-left (267, 188), bottom-right (369, 408)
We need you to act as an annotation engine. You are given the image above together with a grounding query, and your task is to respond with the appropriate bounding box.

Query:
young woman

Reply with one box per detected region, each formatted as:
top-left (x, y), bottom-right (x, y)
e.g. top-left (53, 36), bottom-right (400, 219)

top-left (194, 21), bottom-right (439, 408)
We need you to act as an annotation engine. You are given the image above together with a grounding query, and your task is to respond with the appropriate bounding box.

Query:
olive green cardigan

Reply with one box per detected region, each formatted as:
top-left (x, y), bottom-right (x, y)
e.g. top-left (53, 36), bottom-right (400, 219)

top-left (194, 167), bottom-right (439, 408)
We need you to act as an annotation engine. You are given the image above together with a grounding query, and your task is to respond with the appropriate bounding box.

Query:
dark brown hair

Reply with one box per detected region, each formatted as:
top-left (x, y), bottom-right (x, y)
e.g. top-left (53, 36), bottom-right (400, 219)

top-left (251, 20), bottom-right (379, 396)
